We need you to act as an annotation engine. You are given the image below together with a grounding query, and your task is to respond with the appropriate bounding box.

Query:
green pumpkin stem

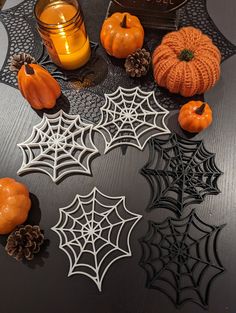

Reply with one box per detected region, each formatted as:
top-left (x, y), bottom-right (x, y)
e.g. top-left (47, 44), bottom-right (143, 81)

top-left (195, 102), bottom-right (206, 115)
top-left (25, 64), bottom-right (34, 75)
top-left (120, 15), bottom-right (127, 28)
top-left (179, 49), bottom-right (194, 62)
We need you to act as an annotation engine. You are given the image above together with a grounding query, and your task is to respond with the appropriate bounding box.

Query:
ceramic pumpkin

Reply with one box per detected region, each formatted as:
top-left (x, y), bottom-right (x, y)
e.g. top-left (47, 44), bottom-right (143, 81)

top-left (100, 12), bottom-right (144, 59)
top-left (0, 178), bottom-right (31, 235)
top-left (18, 63), bottom-right (61, 110)
top-left (178, 101), bottom-right (212, 133)
top-left (152, 27), bottom-right (221, 97)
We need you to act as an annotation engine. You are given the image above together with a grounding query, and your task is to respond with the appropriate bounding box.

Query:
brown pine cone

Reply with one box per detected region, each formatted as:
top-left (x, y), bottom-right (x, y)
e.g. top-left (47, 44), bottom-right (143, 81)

top-left (125, 48), bottom-right (151, 78)
top-left (5, 225), bottom-right (44, 261)
top-left (9, 52), bottom-right (36, 72)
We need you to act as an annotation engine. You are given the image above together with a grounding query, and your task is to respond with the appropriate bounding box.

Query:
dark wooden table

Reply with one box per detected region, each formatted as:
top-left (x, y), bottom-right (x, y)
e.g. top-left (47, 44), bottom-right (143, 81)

top-left (0, 1), bottom-right (235, 313)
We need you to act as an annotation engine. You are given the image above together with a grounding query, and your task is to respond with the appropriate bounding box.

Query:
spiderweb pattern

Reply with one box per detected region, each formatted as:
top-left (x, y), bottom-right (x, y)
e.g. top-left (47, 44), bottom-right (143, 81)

top-left (139, 210), bottom-right (225, 309)
top-left (17, 110), bottom-right (99, 183)
top-left (95, 87), bottom-right (170, 153)
top-left (141, 134), bottom-right (222, 217)
top-left (52, 188), bottom-right (142, 291)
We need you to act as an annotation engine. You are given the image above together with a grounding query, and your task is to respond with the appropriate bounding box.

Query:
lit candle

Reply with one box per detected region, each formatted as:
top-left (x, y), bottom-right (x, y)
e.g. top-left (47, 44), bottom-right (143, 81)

top-left (34, 0), bottom-right (91, 70)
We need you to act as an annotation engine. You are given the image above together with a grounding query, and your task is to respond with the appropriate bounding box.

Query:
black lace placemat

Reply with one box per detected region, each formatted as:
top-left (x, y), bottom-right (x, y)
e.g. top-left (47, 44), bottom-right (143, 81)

top-left (0, 0), bottom-right (235, 123)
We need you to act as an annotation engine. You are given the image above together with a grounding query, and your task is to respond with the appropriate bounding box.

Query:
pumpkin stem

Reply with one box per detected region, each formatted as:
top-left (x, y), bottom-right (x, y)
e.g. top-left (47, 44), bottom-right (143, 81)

top-left (25, 64), bottom-right (34, 75)
top-left (195, 102), bottom-right (206, 115)
top-left (120, 15), bottom-right (127, 28)
top-left (179, 49), bottom-right (194, 62)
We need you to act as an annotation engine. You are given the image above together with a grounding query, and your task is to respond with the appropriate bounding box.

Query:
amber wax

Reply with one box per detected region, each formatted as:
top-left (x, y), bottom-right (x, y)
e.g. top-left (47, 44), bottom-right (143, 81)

top-left (34, 0), bottom-right (91, 70)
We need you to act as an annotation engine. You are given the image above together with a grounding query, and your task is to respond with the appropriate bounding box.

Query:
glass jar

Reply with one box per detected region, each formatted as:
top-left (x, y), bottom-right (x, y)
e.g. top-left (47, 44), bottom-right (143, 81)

top-left (34, 0), bottom-right (91, 70)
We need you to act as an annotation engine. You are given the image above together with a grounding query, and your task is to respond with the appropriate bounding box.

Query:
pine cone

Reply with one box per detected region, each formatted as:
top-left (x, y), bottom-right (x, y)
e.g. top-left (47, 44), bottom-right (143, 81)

top-left (5, 225), bottom-right (44, 261)
top-left (9, 52), bottom-right (36, 72)
top-left (125, 48), bottom-right (151, 78)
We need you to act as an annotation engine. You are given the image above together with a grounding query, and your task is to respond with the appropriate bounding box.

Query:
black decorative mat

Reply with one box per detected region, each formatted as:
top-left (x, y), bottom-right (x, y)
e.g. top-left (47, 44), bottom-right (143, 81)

top-left (139, 210), bottom-right (225, 309)
top-left (0, 0), bottom-right (235, 123)
top-left (141, 133), bottom-right (222, 217)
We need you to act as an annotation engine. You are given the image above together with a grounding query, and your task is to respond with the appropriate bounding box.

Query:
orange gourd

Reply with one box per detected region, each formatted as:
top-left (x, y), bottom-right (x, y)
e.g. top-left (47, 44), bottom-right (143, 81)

top-left (178, 101), bottom-right (213, 133)
top-left (153, 27), bottom-right (221, 97)
top-left (0, 178), bottom-right (31, 235)
top-left (100, 12), bottom-right (144, 59)
top-left (18, 63), bottom-right (61, 110)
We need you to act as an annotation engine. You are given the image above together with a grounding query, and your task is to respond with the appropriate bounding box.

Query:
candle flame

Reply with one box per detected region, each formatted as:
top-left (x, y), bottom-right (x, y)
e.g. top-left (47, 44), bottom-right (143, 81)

top-left (58, 11), bottom-right (67, 24)
top-left (64, 41), bottom-right (70, 54)
top-left (57, 24), bottom-right (71, 54)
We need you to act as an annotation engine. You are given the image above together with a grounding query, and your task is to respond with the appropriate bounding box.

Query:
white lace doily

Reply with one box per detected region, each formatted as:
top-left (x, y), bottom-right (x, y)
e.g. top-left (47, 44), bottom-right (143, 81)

top-left (94, 87), bottom-right (170, 153)
top-left (52, 187), bottom-right (142, 291)
top-left (17, 110), bottom-right (99, 183)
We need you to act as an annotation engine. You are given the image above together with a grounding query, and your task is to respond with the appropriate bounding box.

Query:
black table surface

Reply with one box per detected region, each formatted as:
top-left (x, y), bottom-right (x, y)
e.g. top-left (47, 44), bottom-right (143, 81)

top-left (0, 0), bottom-right (236, 313)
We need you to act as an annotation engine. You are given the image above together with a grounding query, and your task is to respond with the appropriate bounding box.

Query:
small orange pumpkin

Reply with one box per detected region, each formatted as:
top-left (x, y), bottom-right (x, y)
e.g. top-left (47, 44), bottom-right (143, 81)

top-left (100, 12), bottom-right (144, 59)
top-left (153, 27), bottom-right (221, 97)
top-left (18, 63), bottom-right (61, 110)
top-left (178, 101), bottom-right (213, 133)
top-left (0, 178), bottom-right (31, 235)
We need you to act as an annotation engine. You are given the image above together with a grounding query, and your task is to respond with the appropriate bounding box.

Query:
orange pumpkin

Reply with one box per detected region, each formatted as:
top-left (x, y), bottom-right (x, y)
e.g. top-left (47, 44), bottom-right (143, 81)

top-left (100, 12), bottom-right (144, 59)
top-left (0, 178), bottom-right (31, 235)
top-left (178, 101), bottom-right (213, 133)
top-left (18, 64), bottom-right (61, 110)
top-left (153, 27), bottom-right (221, 97)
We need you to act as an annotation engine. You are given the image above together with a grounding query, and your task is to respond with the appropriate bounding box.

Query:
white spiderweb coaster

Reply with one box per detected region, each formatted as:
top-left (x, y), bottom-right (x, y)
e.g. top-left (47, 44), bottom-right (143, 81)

top-left (17, 110), bottom-right (99, 183)
top-left (52, 187), bottom-right (142, 291)
top-left (94, 87), bottom-right (170, 153)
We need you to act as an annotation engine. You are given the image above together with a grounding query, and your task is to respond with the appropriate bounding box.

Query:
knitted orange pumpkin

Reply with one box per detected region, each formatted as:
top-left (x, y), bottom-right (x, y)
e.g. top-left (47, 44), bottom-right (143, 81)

top-left (152, 27), bottom-right (221, 97)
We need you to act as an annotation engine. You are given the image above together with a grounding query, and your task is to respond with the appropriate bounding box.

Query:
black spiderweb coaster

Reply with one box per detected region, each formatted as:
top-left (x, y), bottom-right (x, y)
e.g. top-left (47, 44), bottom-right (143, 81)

top-left (141, 134), bottom-right (222, 217)
top-left (139, 210), bottom-right (225, 309)
top-left (0, 0), bottom-right (235, 119)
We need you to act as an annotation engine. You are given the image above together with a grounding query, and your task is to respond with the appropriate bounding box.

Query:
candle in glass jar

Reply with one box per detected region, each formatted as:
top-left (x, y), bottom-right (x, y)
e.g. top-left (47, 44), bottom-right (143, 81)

top-left (35, 0), bottom-right (91, 70)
